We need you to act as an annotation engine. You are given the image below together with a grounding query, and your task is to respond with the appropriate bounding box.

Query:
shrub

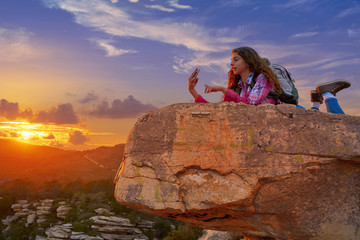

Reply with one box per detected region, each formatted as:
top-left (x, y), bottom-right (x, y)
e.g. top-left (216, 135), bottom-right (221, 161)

top-left (72, 220), bottom-right (100, 237)
top-left (154, 221), bottom-right (172, 239)
top-left (64, 208), bottom-right (78, 223)
top-left (0, 195), bottom-right (14, 218)
top-left (110, 201), bottom-right (131, 215)
top-left (163, 224), bottom-right (203, 240)
top-left (72, 222), bottom-right (87, 232)
top-left (3, 221), bottom-right (31, 240)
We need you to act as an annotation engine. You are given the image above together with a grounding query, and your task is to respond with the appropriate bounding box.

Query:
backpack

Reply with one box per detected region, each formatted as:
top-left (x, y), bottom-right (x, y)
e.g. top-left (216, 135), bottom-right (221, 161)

top-left (267, 64), bottom-right (299, 105)
top-left (230, 67), bottom-right (299, 105)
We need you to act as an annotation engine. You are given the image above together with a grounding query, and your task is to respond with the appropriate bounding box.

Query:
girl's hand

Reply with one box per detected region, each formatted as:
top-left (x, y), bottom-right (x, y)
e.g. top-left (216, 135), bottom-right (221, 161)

top-left (188, 69), bottom-right (200, 90)
top-left (204, 84), bottom-right (226, 94)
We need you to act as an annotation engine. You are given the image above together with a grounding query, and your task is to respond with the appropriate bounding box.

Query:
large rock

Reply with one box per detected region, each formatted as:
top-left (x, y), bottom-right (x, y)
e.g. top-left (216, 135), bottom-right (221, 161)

top-left (114, 103), bottom-right (360, 240)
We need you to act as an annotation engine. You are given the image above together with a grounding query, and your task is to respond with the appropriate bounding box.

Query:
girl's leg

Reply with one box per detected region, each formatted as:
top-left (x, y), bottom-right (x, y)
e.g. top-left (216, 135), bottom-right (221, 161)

top-left (310, 90), bottom-right (322, 111)
top-left (324, 97), bottom-right (345, 114)
top-left (296, 105), bottom-right (306, 109)
top-left (315, 80), bottom-right (350, 114)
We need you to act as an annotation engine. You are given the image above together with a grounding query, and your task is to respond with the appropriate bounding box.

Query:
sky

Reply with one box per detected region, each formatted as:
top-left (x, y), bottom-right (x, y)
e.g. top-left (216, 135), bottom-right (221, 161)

top-left (0, 0), bottom-right (359, 150)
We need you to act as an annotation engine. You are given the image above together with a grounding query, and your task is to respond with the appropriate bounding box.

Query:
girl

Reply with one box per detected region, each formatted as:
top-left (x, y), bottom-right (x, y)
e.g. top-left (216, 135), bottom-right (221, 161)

top-left (188, 47), bottom-right (282, 105)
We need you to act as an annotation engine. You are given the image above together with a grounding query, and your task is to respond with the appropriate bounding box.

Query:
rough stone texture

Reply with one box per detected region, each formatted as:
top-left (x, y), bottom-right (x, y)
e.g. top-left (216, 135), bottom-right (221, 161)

top-left (114, 102), bottom-right (360, 240)
top-left (56, 204), bottom-right (72, 219)
top-left (90, 216), bottom-right (149, 240)
top-left (45, 224), bottom-right (72, 239)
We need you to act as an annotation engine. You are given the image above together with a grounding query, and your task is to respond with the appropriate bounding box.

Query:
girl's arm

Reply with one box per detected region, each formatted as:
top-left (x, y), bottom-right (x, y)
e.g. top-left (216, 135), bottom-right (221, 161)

top-left (204, 84), bottom-right (227, 94)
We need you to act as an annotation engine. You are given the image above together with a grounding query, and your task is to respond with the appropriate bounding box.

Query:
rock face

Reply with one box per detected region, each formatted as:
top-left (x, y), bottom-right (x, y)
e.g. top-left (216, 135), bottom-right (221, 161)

top-left (114, 103), bottom-right (360, 240)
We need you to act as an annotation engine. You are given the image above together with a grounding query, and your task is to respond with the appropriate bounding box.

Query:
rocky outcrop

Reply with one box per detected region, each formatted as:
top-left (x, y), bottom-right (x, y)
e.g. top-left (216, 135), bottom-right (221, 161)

top-left (114, 103), bottom-right (360, 240)
top-left (45, 224), bottom-right (103, 240)
top-left (90, 216), bottom-right (150, 240)
top-left (1, 200), bottom-right (155, 240)
top-left (56, 201), bottom-right (72, 219)
top-left (2, 199), bottom-right (53, 227)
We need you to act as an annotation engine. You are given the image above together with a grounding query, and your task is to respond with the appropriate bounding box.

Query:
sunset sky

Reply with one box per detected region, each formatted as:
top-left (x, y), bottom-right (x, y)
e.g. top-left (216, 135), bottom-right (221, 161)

top-left (1, 0), bottom-right (359, 150)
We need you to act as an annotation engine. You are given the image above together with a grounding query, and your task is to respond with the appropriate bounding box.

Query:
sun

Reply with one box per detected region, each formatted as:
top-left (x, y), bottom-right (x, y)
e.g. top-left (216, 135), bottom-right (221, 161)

top-left (21, 130), bottom-right (35, 139)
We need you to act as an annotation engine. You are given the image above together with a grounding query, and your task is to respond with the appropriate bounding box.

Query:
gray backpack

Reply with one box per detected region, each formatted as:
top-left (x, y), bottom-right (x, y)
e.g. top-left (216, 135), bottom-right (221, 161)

top-left (268, 64), bottom-right (299, 105)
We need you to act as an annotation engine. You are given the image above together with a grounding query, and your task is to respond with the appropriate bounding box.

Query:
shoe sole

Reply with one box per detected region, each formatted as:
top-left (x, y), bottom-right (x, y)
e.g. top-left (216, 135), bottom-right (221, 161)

top-left (316, 79), bottom-right (351, 89)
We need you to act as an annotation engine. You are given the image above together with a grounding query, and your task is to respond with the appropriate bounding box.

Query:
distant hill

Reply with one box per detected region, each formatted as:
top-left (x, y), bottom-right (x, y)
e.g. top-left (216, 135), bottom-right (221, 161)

top-left (84, 144), bottom-right (125, 171)
top-left (0, 139), bottom-right (125, 184)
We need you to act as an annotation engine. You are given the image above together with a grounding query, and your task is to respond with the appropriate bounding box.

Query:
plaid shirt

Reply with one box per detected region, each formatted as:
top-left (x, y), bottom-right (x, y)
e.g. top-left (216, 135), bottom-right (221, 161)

top-left (196, 72), bottom-right (280, 105)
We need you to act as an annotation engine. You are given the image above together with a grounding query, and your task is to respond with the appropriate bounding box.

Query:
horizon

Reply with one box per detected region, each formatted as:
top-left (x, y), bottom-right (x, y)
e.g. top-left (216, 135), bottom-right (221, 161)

top-left (1, 0), bottom-right (359, 150)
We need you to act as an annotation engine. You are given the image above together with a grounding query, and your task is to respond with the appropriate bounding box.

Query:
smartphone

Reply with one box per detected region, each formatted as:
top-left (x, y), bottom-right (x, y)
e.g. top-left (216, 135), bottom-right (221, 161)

top-left (194, 68), bottom-right (200, 78)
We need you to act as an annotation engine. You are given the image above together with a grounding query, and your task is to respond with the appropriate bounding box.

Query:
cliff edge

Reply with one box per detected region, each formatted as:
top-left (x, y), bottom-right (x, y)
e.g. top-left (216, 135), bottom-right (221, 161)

top-left (114, 102), bottom-right (360, 240)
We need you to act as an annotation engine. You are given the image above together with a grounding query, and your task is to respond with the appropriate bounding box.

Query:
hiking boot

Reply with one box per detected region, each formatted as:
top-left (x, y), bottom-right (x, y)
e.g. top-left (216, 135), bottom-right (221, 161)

top-left (316, 79), bottom-right (351, 96)
top-left (310, 90), bottom-right (323, 103)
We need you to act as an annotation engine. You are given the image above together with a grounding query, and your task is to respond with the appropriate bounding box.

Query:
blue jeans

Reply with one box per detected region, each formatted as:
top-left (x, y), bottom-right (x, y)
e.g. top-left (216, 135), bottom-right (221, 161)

top-left (296, 98), bottom-right (344, 114)
top-left (325, 97), bottom-right (345, 114)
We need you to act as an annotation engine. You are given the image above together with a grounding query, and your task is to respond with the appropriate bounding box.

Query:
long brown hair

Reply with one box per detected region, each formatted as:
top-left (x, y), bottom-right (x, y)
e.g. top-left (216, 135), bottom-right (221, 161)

top-left (228, 47), bottom-right (281, 93)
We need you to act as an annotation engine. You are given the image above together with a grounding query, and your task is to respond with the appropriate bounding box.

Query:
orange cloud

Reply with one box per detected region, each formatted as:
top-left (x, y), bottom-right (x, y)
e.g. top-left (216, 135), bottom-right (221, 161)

top-left (69, 130), bottom-right (89, 145)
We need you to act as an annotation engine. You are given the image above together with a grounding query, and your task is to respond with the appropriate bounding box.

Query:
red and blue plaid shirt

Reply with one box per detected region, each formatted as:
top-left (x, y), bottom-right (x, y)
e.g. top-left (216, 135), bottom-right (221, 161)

top-left (196, 72), bottom-right (281, 105)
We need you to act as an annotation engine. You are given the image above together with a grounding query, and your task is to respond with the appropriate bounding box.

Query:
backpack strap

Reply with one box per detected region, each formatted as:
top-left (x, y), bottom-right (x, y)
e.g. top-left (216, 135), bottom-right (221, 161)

top-left (249, 72), bottom-right (260, 89)
top-left (250, 72), bottom-right (281, 104)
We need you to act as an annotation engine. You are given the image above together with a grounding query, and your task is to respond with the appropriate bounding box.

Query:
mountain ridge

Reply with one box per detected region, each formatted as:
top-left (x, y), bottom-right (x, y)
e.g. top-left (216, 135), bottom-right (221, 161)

top-left (0, 139), bottom-right (125, 183)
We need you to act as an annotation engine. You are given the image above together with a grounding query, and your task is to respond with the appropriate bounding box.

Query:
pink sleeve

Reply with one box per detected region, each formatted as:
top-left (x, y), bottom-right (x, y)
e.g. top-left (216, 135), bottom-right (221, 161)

top-left (195, 95), bottom-right (209, 103)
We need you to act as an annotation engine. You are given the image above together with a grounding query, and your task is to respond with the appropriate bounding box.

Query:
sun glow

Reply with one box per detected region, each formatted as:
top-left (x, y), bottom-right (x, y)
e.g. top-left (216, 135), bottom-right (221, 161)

top-left (21, 130), bottom-right (34, 139)
top-left (0, 121), bottom-right (87, 148)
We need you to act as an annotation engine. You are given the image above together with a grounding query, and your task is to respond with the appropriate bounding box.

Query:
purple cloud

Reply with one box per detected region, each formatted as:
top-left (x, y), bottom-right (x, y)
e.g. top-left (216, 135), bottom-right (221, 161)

top-left (35, 103), bottom-right (79, 124)
top-left (79, 92), bottom-right (99, 104)
top-left (0, 99), bottom-right (20, 120)
top-left (89, 95), bottom-right (156, 118)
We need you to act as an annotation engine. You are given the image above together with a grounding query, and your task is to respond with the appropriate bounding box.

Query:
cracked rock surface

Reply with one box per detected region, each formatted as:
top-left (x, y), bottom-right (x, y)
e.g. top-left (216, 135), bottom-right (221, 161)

top-left (114, 102), bottom-right (360, 240)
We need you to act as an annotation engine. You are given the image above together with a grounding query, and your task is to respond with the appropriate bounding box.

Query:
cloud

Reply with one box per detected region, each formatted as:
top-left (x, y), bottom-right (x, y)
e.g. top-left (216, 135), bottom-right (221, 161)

top-left (218, 0), bottom-right (253, 7)
top-left (43, 133), bottom-right (56, 140)
top-left (348, 28), bottom-right (360, 38)
top-left (318, 58), bottom-right (360, 70)
top-left (290, 32), bottom-right (319, 39)
top-left (10, 132), bottom-right (20, 138)
top-left (69, 130), bottom-right (89, 145)
top-left (79, 92), bottom-right (99, 104)
top-left (49, 141), bottom-right (64, 148)
top-left (168, 0), bottom-right (192, 10)
top-left (0, 28), bottom-right (44, 62)
top-left (89, 95), bottom-right (156, 118)
top-left (35, 103), bottom-right (79, 124)
top-left (173, 52), bottom-right (230, 74)
top-left (92, 39), bottom-right (137, 56)
top-left (145, 4), bottom-right (174, 12)
top-left (0, 99), bottom-right (20, 120)
top-left (336, 7), bottom-right (360, 18)
top-left (42, 0), bottom-right (236, 52)
top-left (0, 131), bottom-right (7, 137)
top-left (129, 0), bottom-right (139, 2)
top-left (0, 99), bottom-right (81, 125)
top-left (110, 0), bottom-right (118, 3)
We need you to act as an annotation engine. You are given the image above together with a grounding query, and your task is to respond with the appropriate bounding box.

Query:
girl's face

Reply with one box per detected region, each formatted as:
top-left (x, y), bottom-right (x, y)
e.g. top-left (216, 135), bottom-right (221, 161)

top-left (230, 52), bottom-right (249, 75)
